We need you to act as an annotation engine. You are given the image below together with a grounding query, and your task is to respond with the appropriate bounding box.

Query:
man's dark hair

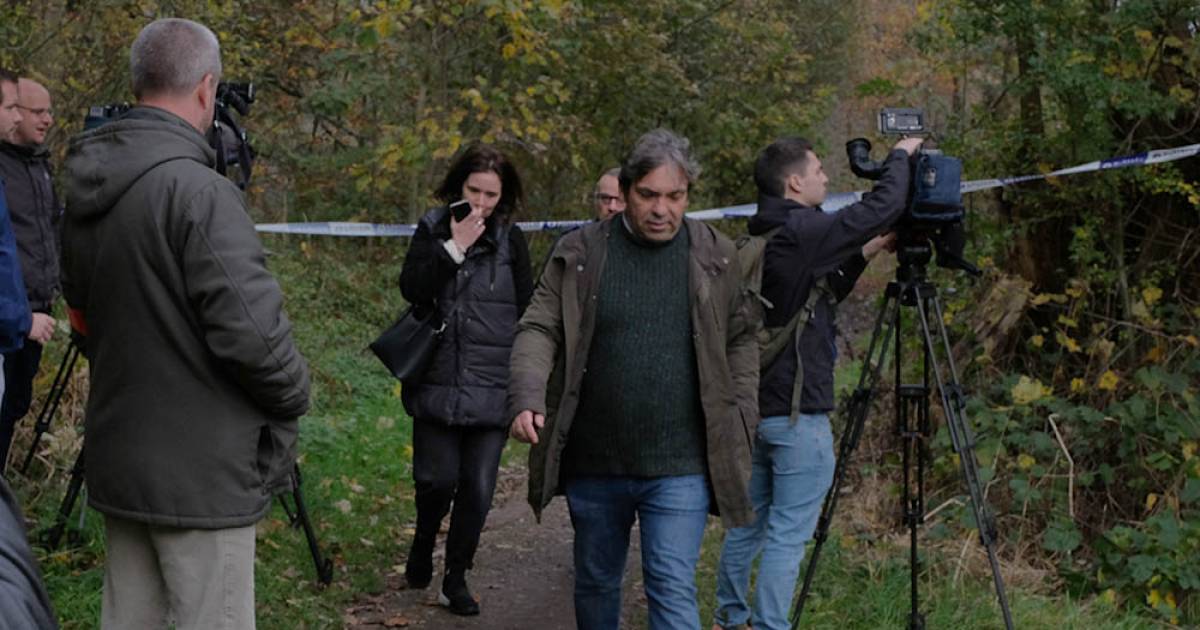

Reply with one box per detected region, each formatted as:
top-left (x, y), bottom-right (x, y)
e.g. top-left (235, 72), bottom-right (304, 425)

top-left (0, 68), bottom-right (17, 87)
top-left (755, 137), bottom-right (815, 198)
top-left (619, 128), bottom-right (701, 193)
top-left (435, 142), bottom-right (524, 221)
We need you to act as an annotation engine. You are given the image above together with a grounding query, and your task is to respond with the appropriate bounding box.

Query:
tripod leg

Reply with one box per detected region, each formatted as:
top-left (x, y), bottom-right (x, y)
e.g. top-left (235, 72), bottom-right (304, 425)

top-left (44, 445), bottom-right (85, 550)
top-left (792, 287), bottom-right (900, 628)
top-left (894, 281), bottom-right (930, 629)
top-left (20, 343), bottom-right (81, 474)
top-left (915, 290), bottom-right (1015, 630)
top-left (282, 463), bottom-right (334, 586)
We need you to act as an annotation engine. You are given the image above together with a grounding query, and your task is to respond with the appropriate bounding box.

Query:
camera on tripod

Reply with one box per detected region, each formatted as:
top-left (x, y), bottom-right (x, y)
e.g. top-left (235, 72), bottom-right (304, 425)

top-left (82, 81), bottom-right (257, 189)
top-left (846, 107), bottom-right (978, 276)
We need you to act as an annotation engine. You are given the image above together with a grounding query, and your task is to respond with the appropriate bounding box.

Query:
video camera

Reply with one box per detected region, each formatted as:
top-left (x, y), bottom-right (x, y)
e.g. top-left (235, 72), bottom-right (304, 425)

top-left (846, 108), bottom-right (977, 275)
top-left (83, 81), bottom-right (257, 190)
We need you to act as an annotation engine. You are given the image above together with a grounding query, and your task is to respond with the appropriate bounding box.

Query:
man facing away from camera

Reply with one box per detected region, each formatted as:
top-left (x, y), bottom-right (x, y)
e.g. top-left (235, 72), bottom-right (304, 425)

top-left (509, 128), bottom-right (760, 630)
top-left (61, 18), bottom-right (309, 629)
top-left (710, 135), bottom-right (922, 630)
top-left (0, 77), bottom-right (61, 475)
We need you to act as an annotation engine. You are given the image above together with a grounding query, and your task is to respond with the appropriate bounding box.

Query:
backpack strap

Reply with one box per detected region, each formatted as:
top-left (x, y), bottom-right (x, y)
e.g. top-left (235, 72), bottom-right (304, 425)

top-left (784, 275), bottom-right (836, 422)
top-left (738, 226), bottom-right (783, 311)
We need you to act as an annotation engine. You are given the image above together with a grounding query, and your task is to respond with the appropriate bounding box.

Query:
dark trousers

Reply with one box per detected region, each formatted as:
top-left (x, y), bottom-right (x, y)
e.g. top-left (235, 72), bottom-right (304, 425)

top-left (0, 340), bottom-right (42, 473)
top-left (411, 419), bottom-right (507, 574)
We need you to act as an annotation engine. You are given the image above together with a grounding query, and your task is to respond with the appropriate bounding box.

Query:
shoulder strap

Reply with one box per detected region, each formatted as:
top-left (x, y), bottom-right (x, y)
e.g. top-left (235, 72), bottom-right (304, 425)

top-left (784, 275), bottom-right (835, 421)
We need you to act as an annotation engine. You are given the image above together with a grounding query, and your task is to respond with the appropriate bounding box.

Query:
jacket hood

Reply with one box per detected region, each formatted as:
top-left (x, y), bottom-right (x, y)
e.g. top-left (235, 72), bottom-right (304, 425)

top-left (748, 194), bottom-right (819, 235)
top-left (64, 106), bottom-right (215, 219)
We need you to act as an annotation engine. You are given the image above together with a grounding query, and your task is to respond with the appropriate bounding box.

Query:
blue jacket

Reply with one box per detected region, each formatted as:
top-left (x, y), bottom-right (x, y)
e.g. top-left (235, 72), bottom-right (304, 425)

top-left (0, 179), bottom-right (30, 353)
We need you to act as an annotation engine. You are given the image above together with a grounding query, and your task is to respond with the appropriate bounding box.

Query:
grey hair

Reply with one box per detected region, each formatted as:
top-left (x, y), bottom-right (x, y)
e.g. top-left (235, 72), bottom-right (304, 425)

top-left (130, 18), bottom-right (222, 99)
top-left (618, 129), bottom-right (701, 193)
top-left (594, 166), bottom-right (621, 192)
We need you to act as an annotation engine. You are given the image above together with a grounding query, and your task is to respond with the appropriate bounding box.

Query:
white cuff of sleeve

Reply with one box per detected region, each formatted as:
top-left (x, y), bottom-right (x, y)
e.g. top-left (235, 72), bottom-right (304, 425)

top-left (442, 239), bottom-right (466, 264)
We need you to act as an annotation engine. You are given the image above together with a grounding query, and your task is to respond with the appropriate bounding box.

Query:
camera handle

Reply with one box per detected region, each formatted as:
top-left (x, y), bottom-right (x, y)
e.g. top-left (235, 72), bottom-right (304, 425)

top-left (791, 260), bottom-right (1013, 630)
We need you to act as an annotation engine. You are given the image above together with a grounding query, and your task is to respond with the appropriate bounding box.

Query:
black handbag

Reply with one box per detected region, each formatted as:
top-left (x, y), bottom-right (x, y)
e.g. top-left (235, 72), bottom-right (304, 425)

top-left (369, 306), bottom-right (446, 381)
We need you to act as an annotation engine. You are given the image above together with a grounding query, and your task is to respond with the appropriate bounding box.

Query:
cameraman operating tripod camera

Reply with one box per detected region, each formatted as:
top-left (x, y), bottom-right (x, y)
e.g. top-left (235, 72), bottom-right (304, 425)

top-left (712, 134), bottom-right (921, 630)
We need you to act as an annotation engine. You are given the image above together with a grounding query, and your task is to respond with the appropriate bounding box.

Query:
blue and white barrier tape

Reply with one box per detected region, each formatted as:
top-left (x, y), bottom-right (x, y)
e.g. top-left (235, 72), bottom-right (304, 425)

top-left (255, 142), bottom-right (1200, 237)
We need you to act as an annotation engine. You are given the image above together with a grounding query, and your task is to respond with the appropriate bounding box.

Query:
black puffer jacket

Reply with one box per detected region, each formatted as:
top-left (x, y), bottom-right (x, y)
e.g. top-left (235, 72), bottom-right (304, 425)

top-left (0, 142), bottom-right (61, 311)
top-left (400, 207), bottom-right (533, 428)
top-left (751, 149), bottom-right (910, 416)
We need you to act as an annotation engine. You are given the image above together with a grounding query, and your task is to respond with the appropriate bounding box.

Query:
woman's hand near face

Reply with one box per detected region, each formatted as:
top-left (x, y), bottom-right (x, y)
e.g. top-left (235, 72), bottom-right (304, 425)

top-left (450, 205), bottom-right (487, 254)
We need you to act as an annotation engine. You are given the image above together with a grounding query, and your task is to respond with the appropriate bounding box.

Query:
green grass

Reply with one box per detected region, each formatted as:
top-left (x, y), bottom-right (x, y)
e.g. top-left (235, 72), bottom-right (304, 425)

top-left (15, 238), bottom-right (1167, 629)
top-left (691, 525), bottom-right (1159, 630)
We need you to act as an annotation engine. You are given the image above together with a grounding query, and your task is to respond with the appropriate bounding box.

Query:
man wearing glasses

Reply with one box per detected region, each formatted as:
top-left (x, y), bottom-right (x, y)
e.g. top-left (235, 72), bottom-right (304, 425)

top-left (0, 78), bottom-right (59, 474)
top-left (592, 167), bottom-right (625, 220)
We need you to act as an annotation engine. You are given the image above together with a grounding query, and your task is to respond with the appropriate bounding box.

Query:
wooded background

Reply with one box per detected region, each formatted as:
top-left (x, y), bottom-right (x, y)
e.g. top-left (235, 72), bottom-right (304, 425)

top-left (2, 0), bottom-right (1198, 624)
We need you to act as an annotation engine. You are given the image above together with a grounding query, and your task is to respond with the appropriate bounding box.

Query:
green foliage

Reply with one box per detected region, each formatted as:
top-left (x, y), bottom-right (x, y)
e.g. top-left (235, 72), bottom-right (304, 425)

top-left (0, 0), bottom-right (846, 225)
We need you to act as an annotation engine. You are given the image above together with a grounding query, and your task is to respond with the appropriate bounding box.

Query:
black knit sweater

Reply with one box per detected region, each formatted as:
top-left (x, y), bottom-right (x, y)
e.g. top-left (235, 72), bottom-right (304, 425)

top-left (564, 219), bottom-right (706, 478)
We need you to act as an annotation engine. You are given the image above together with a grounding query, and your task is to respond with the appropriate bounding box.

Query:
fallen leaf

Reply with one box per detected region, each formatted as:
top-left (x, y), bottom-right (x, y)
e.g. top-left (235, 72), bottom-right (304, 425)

top-left (384, 615), bottom-right (411, 627)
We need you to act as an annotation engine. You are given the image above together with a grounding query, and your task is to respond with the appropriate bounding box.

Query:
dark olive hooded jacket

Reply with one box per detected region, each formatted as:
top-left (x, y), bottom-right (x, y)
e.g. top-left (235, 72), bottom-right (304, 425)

top-left (61, 106), bottom-right (310, 529)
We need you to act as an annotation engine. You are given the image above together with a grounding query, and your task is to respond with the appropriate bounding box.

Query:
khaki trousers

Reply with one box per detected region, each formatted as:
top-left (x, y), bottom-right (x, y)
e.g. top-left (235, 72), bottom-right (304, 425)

top-left (101, 514), bottom-right (256, 630)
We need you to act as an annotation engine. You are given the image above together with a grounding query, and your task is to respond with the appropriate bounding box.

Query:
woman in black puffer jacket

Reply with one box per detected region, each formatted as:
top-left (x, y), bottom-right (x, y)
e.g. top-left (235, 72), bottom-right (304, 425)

top-left (398, 142), bottom-right (532, 616)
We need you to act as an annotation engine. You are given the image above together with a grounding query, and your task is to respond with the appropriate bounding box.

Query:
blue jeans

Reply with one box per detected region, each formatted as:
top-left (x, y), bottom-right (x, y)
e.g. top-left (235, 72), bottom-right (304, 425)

top-left (565, 474), bottom-right (710, 630)
top-left (714, 414), bottom-right (835, 630)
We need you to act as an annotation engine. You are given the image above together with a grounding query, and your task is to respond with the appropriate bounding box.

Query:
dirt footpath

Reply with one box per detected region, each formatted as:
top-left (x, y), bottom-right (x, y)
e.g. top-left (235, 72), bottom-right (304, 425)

top-left (345, 465), bottom-right (648, 629)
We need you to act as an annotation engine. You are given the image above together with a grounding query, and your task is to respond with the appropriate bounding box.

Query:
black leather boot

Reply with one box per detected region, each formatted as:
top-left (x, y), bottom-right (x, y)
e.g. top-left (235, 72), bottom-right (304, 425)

top-left (439, 570), bottom-right (480, 616)
top-left (404, 532), bottom-right (435, 589)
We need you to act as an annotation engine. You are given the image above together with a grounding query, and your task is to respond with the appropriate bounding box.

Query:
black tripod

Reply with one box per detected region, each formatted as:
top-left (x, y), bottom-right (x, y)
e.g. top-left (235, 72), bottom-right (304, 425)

top-left (19, 335), bottom-right (83, 475)
top-left (791, 244), bottom-right (1014, 629)
top-left (22, 339), bottom-right (334, 586)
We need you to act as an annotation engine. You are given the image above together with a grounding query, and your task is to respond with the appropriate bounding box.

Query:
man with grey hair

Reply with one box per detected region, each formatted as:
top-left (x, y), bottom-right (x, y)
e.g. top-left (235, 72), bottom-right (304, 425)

top-left (62, 18), bottom-right (309, 629)
top-left (509, 128), bottom-right (759, 630)
top-left (591, 166), bottom-right (624, 220)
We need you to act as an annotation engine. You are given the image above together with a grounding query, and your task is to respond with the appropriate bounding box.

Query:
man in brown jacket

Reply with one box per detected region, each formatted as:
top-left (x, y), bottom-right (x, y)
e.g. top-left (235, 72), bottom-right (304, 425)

top-left (509, 128), bottom-right (759, 630)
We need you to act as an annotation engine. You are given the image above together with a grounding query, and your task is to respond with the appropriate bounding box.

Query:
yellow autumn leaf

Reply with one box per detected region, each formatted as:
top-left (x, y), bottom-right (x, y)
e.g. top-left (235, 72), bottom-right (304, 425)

top-left (1131, 300), bottom-right (1151, 321)
top-left (1056, 332), bottom-right (1081, 353)
top-left (1183, 335), bottom-right (1198, 348)
top-left (1147, 588), bottom-right (1161, 607)
top-left (1031, 293), bottom-right (1054, 306)
top-left (1065, 280), bottom-right (1086, 298)
top-left (1146, 493), bottom-right (1159, 512)
top-left (1098, 370), bottom-right (1119, 391)
top-left (1057, 315), bottom-right (1078, 328)
top-left (1102, 589), bottom-right (1117, 606)
top-left (1183, 441), bottom-right (1197, 461)
top-left (403, 444), bottom-right (414, 460)
top-left (1031, 335), bottom-right (1045, 348)
top-left (1070, 378), bottom-right (1085, 394)
top-left (1012, 376), bottom-right (1047, 405)
top-left (1142, 345), bottom-right (1165, 364)
top-left (1017, 454), bottom-right (1036, 470)
top-left (392, 382), bottom-right (403, 398)
top-left (1166, 591), bottom-right (1177, 610)
top-left (1142, 286), bottom-right (1163, 306)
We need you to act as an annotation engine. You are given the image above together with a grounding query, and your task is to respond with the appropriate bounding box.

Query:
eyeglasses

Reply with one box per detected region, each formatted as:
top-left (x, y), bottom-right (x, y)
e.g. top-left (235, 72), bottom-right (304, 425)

top-left (17, 106), bottom-right (53, 117)
top-left (593, 193), bottom-right (623, 206)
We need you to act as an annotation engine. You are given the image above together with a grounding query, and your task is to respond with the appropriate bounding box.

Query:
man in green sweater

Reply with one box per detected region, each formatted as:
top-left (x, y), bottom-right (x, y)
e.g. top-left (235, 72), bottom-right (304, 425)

top-left (509, 129), bottom-right (760, 630)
